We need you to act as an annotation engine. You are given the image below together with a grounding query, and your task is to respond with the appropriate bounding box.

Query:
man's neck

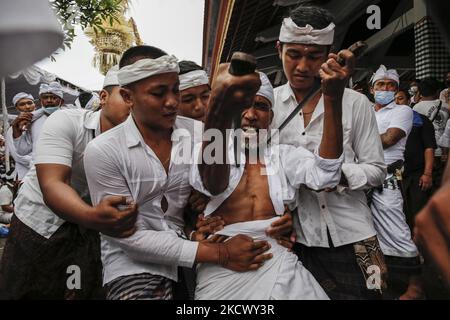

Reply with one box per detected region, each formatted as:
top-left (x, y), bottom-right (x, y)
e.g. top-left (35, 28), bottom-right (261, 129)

top-left (374, 102), bottom-right (392, 112)
top-left (133, 116), bottom-right (172, 144)
top-left (99, 113), bottom-right (113, 134)
top-left (290, 84), bottom-right (312, 103)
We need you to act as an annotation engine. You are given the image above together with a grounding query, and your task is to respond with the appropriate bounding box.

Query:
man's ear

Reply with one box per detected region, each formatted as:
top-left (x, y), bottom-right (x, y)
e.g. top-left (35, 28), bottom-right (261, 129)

top-left (277, 41), bottom-right (283, 60)
top-left (99, 89), bottom-right (109, 108)
top-left (269, 109), bottom-right (274, 125)
top-left (369, 86), bottom-right (375, 96)
top-left (120, 87), bottom-right (133, 106)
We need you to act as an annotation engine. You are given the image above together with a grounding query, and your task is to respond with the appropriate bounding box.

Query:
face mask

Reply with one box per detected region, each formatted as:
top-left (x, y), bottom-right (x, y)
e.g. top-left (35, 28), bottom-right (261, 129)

top-left (43, 106), bottom-right (59, 115)
top-left (374, 91), bottom-right (396, 105)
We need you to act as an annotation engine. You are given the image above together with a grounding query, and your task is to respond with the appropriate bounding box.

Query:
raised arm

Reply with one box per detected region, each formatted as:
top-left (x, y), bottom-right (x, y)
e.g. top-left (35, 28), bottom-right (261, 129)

top-left (199, 63), bottom-right (261, 195)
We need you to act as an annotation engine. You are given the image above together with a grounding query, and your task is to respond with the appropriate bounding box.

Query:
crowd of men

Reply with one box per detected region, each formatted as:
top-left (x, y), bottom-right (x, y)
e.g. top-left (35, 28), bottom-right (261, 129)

top-left (0, 5), bottom-right (449, 300)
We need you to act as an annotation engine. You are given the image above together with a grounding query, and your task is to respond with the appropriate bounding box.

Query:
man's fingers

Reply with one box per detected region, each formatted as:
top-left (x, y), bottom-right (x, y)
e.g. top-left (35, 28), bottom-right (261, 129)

top-left (252, 243), bottom-right (271, 256)
top-left (252, 253), bottom-right (273, 264)
top-left (320, 63), bottom-right (335, 77)
top-left (266, 225), bottom-right (291, 237)
top-left (207, 235), bottom-right (227, 243)
top-left (277, 238), bottom-right (294, 251)
top-left (104, 195), bottom-right (129, 206)
top-left (337, 49), bottom-right (355, 72)
top-left (251, 240), bottom-right (269, 251)
top-left (270, 214), bottom-right (290, 227)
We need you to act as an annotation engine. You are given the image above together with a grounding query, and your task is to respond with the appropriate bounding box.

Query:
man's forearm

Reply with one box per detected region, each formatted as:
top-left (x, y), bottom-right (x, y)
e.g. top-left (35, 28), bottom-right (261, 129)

top-left (1, 205), bottom-right (13, 213)
top-left (40, 180), bottom-right (93, 228)
top-left (199, 90), bottom-right (233, 195)
top-left (319, 96), bottom-right (343, 159)
top-left (424, 148), bottom-right (435, 176)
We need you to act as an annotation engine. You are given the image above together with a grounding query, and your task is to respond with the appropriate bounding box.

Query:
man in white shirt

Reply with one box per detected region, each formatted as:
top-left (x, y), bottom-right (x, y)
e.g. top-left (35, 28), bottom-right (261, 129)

top-left (190, 68), bottom-right (348, 299)
top-left (0, 66), bottom-right (136, 299)
top-left (414, 78), bottom-right (449, 188)
top-left (10, 81), bottom-right (66, 162)
top-left (0, 174), bottom-right (15, 225)
top-left (84, 46), bottom-right (273, 300)
top-left (5, 92), bottom-right (35, 182)
top-left (370, 65), bottom-right (422, 299)
top-left (273, 5), bottom-right (387, 299)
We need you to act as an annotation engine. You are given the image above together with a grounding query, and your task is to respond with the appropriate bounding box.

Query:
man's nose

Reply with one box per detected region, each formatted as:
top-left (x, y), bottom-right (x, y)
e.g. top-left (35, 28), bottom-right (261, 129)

top-left (194, 98), bottom-right (206, 112)
top-left (295, 57), bottom-right (308, 73)
top-left (165, 92), bottom-right (179, 109)
top-left (244, 107), bottom-right (257, 120)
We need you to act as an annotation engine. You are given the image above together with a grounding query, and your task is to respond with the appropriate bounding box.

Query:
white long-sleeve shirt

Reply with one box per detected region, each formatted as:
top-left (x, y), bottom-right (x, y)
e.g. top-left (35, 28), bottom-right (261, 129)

top-left (84, 115), bottom-right (203, 285)
top-left (6, 127), bottom-right (32, 180)
top-left (273, 85), bottom-right (386, 248)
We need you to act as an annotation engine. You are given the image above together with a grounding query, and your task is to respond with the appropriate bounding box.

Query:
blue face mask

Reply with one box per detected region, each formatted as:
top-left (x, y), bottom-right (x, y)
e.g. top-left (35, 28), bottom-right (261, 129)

top-left (43, 106), bottom-right (59, 115)
top-left (374, 91), bottom-right (395, 105)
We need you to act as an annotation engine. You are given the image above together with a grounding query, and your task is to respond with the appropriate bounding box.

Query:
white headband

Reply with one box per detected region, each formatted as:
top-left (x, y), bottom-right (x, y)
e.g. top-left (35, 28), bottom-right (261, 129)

top-left (371, 65), bottom-right (399, 85)
top-left (179, 70), bottom-right (209, 91)
top-left (12, 92), bottom-right (34, 106)
top-left (256, 72), bottom-right (274, 108)
top-left (103, 65), bottom-right (120, 88)
top-left (39, 81), bottom-right (63, 99)
top-left (279, 18), bottom-right (335, 45)
top-left (118, 55), bottom-right (179, 86)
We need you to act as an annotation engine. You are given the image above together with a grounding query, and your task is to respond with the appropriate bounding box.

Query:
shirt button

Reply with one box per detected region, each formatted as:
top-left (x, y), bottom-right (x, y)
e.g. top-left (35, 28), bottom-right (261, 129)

top-left (302, 132), bottom-right (306, 136)
top-left (321, 205), bottom-right (326, 209)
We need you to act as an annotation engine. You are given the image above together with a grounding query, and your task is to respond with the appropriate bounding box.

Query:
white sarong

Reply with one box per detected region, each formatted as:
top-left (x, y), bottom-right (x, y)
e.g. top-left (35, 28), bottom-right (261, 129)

top-left (195, 218), bottom-right (329, 300)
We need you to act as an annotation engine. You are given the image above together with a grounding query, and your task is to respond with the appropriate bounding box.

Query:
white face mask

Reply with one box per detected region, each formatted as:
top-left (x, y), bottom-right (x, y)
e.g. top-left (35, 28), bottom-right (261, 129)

top-left (374, 90), bottom-right (396, 106)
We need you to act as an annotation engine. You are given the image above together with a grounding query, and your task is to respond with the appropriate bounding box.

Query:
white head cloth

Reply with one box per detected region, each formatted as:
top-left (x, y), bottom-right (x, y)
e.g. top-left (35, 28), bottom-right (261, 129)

top-left (279, 17), bottom-right (335, 45)
top-left (179, 70), bottom-right (209, 91)
top-left (12, 92), bottom-right (34, 106)
top-left (256, 72), bottom-right (274, 107)
top-left (371, 65), bottom-right (400, 85)
top-left (118, 55), bottom-right (179, 86)
top-left (103, 65), bottom-right (120, 88)
top-left (39, 81), bottom-right (64, 99)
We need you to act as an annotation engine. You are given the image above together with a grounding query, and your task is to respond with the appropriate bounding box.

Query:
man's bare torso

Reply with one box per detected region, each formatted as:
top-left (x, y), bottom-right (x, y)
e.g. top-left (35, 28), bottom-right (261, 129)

top-left (212, 160), bottom-right (276, 225)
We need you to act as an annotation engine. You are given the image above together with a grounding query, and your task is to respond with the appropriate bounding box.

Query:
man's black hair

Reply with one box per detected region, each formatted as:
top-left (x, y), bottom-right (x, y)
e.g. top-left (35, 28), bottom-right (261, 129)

top-left (77, 91), bottom-right (94, 108)
top-left (119, 45), bottom-right (168, 68)
top-left (179, 60), bottom-right (203, 75)
top-left (289, 5), bottom-right (335, 30)
top-left (418, 78), bottom-right (441, 98)
top-left (102, 85), bottom-right (115, 94)
top-left (397, 87), bottom-right (411, 100)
